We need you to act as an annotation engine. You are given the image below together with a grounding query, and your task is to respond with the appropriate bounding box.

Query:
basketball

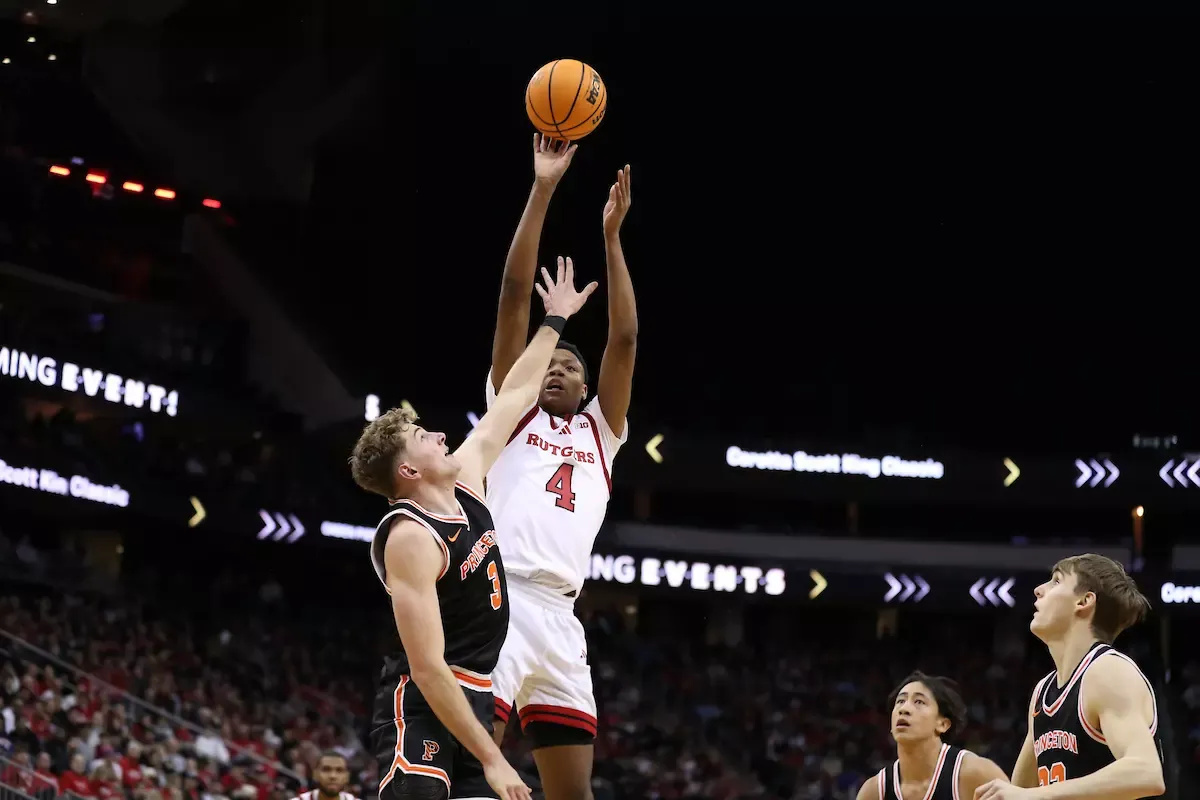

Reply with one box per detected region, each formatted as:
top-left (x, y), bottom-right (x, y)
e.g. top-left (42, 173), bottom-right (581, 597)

top-left (525, 59), bottom-right (607, 142)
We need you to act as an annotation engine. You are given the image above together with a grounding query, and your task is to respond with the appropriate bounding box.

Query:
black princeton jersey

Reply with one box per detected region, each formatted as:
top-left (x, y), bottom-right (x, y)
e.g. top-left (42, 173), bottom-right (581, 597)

top-left (1032, 642), bottom-right (1175, 800)
top-left (877, 743), bottom-right (969, 800)
top-left (370, 481), bottom-right (509, 680)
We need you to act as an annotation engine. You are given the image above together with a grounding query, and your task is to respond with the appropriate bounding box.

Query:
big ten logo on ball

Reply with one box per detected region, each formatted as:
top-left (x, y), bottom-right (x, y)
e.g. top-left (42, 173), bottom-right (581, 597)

top-left (586, 71), bottom-right (602, 104)
top-left (589, 553), bottom-right (786, 596)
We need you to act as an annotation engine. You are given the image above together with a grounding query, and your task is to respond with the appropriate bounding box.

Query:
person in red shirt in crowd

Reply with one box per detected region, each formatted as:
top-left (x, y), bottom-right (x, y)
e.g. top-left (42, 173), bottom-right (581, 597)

top-left (89, 761), bottom-right (120, 800)
top-left (32, 751), bottom-right (60, 795)
top-left (119, 741), bottom-right (144, 789)
top-left (1, 750), bottom-right (36, 794)
top-left (59, 752), bottom-right (94, 797)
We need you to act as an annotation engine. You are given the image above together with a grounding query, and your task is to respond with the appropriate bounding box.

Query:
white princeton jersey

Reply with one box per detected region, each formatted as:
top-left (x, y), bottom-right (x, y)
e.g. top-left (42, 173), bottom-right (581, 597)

top-left (484, 371), bottom-right (627, 595)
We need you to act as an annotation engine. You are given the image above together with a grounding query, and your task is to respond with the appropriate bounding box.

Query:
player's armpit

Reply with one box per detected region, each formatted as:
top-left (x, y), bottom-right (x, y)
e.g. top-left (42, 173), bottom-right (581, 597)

top-left (383, 521), bottom-right (506, 772)
top-left (958, 753), bottom-right (1009, 797)
top-left (854, 775), bottom-right (881, 800)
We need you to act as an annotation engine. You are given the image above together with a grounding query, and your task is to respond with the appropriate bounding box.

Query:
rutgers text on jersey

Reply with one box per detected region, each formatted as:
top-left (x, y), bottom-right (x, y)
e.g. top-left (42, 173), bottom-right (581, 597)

top-left (483, 372), bottom-right (628, 595)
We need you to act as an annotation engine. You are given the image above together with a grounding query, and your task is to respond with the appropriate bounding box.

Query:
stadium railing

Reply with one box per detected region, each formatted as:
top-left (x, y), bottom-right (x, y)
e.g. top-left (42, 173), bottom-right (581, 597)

top-left (0, 629), bottom-right (304, 783)
top-left (0, 754), bottom-right (54, 800)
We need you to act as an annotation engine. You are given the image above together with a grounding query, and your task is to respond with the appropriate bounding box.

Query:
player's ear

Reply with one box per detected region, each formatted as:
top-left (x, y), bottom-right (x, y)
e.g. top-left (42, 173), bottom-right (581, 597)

top-left (396, 461), bottom-right (419, 480)
top-left (1077, 591), bottom-right (1097, 614)
top-left (935, 717), bottom-right (950, 736)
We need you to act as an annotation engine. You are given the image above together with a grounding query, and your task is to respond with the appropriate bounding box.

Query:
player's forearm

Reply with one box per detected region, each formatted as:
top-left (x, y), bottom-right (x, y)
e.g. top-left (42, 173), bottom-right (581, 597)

top-left (604, 233), bottom-right (638, 343)
top-left (1011, 745), bottom-right (1039, 788)
top-left (1037, 758), bottom-right (1164, 800)
top-left (409, 662), bottom-right (505, 770)
top-left (497, 324), bottom-right (561, 401)
top-left (500, 182), bottom-right (555, 292)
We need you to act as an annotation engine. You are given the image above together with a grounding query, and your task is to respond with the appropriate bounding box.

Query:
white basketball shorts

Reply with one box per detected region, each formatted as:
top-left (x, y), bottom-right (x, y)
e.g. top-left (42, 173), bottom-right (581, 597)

top-left (491, 576), bottom-right (598, 747)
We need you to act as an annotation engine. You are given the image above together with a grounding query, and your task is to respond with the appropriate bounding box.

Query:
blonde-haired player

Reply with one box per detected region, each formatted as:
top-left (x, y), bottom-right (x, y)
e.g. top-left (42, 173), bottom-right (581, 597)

top-left (486, 135), bottom-right (636, 800)
top-left (974, 554), bottom-right (1173, 800)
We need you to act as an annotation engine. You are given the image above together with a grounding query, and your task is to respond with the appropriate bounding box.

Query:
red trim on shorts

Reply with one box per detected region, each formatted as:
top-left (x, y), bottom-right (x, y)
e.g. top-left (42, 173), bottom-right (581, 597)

top-left (507, 406), bottom-right (540, 444)
top-left (494, 696), bottom-right (513, 724)
top-left (517, 704), bottom-right (598, 736)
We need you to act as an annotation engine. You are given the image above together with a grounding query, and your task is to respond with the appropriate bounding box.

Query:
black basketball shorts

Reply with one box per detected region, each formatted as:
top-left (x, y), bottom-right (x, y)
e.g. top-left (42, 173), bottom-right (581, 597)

top-left (373, 674), bottom-right (499, 800)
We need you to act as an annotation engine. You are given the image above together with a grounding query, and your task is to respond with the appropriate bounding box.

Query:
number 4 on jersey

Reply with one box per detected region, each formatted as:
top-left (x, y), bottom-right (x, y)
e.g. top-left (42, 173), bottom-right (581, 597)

top-left (545, 463), bottom-right (577, 512)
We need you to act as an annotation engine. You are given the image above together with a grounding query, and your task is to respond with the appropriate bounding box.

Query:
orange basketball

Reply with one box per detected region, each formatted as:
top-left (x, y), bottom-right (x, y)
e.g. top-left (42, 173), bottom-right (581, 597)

top-left (525, 59), bottom-right (607, 142)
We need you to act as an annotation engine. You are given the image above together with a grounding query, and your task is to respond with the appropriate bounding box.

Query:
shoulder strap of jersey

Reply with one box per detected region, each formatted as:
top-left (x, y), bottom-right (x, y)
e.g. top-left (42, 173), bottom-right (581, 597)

top-left (1079, 647), bottom-right (1159, 742)
top-left (874, 768), bottom-right (889, 800)
top-left (373, 506), bottom-right (452, 586)
top-left (948, 746), bottom-right (969, 800)
top-left (455, 480), bottom-right (488, 510)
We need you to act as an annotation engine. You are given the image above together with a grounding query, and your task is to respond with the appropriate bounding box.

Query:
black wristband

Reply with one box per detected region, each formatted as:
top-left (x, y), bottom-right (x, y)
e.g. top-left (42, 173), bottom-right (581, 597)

top-left (542, 315), bottom-right (567, 335)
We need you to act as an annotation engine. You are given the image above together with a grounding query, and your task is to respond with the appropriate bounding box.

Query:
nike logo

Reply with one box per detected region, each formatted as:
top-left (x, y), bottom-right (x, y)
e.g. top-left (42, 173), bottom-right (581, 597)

top-left (448, 528), bottom-right (461, 542)
top-left (1032, 708), bottom-right (1040, 718)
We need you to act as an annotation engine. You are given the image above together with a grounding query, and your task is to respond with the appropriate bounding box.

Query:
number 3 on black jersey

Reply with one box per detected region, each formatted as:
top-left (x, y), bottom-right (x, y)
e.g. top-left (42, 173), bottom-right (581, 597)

top-left (1038, 762), bottom-right (1066, 786)
top-left (545, 463), bottom-right (577, 512)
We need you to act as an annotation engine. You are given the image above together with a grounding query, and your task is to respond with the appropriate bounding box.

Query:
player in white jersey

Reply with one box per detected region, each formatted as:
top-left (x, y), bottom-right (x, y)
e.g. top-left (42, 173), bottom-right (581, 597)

top-left (289, 752), bottom-right (360, 800)
top-left (486, 135), bottom-right (637, 799)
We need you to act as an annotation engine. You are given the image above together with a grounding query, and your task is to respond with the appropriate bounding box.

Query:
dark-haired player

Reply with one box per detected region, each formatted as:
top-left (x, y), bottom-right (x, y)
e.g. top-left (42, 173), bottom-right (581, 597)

top-left (857, 671), bottom-right (1007, 800)
top-left (350, 262), bottom-right (596, 800)
top-left (289, 752), bottom-right (359, 800)
top-left (974, 554), bottom-right (1173, 800)
top-left (486, 136), bottom-right (638, 799)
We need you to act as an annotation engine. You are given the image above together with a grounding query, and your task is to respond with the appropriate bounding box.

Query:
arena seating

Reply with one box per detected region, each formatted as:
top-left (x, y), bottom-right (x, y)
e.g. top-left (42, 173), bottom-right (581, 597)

top-left (4, 537), bottom-right (1192, 800)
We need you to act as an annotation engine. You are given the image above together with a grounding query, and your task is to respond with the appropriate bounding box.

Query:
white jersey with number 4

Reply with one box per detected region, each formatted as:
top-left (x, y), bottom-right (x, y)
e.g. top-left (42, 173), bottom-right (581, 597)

top-left (484, 371), bottom-right (627, 596)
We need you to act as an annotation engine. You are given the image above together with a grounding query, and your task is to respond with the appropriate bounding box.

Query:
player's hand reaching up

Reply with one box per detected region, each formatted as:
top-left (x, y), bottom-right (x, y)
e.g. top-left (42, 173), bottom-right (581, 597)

top-left (483, 757), bottom-right (533, 800)
top-left (536, 256), bottom-right (597, 320)
top-left (602, 164), bottom-right (632, 238)
top-left (533, 133), bottom-right (577, 186)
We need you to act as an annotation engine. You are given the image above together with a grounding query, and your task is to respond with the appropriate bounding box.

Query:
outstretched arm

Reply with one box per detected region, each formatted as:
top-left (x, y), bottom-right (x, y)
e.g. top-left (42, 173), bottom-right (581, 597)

top-left (459, 258), bottom-right (597, 493)
top-left (597, 165), bottom-right (637, 437)
top-left (491, 135), bottom-right (577, 391)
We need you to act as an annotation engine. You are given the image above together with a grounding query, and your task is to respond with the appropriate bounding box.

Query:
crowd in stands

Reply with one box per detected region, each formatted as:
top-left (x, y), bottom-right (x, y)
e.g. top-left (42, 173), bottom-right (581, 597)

top-left (0, 537), bottom-right (1192, 800)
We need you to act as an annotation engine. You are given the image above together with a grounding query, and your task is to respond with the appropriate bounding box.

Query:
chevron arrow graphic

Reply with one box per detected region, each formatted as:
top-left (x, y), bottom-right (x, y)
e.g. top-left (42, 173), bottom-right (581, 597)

top-left (984, 578), bottom-right (1000, 606)
top-left (287, 515), bottom-right (306, 543)
top-left (1103, 459), bottom-right (1120, 487)
top-left (1174, 461), bottom-right (1189, 486)
top-left (1074, 459), bottom-right (1091, 488)
top-left (257, 510), bottom-right (276, 540)
top-left (1188, 462), bottom-right (1200, 488)
top-left (899, 574), bottom-right (916, 602)
top-left (1089, 459), bottom-right (1105, 488)
top-left (1003, 458), bottom-right (1021, 487)
top-left (998, 578), bottom-right (1016, 607)
top-left (884, 573), bottom-right (902, 602)
top-left (808, 570), bottom-right (827, 600)
top-left (970, 578), bottom-right (987, 606)
top-left (1160, 460), bottom-right (1176, 487)
top-left (272, 513), bottom-right (291, 541)
top-left (914, 576), bottom-right (930, 602)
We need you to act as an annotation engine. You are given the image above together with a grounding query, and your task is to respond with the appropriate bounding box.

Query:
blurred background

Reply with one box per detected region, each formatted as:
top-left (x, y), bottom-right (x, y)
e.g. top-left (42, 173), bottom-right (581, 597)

top-left (0, 2), bottom-right (1195, 799)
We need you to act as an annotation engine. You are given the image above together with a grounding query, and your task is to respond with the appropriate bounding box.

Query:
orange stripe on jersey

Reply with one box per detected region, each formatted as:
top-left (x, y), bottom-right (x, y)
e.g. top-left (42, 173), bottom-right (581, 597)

top-left (449, 666), bottom-right (492, 691)
top-left (390, 497), bottom-right (469, 525)
top-left (579, 411), bottom-right (611, 492)
top-left (376, 676), bottom-right (450, 795)
top-left (455, 481), bottom-right (487, 506)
